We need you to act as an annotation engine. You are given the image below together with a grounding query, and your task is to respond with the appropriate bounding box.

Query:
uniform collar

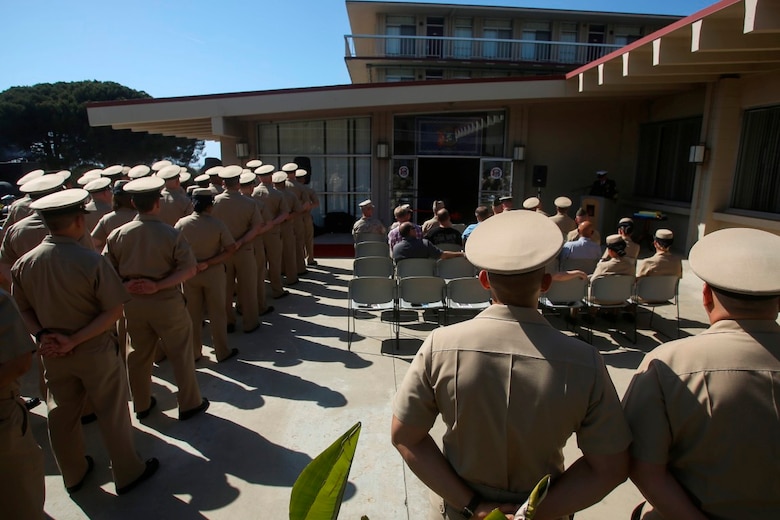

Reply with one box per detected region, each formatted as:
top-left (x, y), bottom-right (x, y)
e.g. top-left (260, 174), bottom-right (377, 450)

top-left (136, 213), bottom-right (161, 222)
top-left (43, 234), bottom-right (82, 245)
top-left (477, 304), bottom-right (549, 325)
top-left (705, 319), bottom-right (780, 335)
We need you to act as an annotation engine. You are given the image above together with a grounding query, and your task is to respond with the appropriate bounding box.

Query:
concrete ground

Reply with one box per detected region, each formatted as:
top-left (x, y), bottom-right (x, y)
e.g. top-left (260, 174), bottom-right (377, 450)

top-left (20, 252), bottom-right (738, 519)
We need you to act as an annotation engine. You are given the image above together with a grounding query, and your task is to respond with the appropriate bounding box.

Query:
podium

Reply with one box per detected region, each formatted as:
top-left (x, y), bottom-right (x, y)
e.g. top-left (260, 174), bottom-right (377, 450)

top-left (580, 195), bottom-right (617, 239)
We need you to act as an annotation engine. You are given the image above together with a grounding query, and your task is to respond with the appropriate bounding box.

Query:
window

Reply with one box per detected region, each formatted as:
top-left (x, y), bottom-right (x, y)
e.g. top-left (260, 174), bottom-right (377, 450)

top-left (634, 117), bottom-right (701, 202)
top-left (453, 18), bottom-right (473, 58)
top-left (385, 68), bottom-right (416, 82)
top-left (482, 19), bottom-right (512, 59)
top-left (731, 106), bottom-right (780, 214)
top-left (425, 69), bottom-right (444, 81)
top-left (386, 15), bottom-right (416, 56)
top-left (614, 25), bottom-right (642, 46)
top-left (256, 117), bottom-right (372, 225)
top-left (559, 22), bottom-right (578, 63)
top-left (520, 21), bottom-right (551, 62)
top-left (393, 111), bottom-right (507, 158)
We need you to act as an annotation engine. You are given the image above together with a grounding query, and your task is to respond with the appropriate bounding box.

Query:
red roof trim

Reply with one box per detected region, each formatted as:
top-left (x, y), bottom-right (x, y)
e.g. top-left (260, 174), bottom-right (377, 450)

top-left (86, 75), bottom-right (566, 109)
top-left (565, 0), bottom-right (742, 79)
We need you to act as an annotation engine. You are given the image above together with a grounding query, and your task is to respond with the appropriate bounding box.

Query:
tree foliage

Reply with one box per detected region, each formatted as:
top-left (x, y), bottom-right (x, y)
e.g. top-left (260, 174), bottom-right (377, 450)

top-left (0, 81), bottom-right (204, 170)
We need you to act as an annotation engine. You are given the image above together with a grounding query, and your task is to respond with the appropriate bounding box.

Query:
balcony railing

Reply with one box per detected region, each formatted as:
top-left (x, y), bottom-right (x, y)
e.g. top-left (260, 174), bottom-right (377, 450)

top-left (345, 34), bottom-right (623, 66)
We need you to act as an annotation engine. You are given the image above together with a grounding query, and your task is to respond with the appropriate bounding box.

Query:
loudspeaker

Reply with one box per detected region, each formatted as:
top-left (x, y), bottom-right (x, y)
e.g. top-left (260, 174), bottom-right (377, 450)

top-left (532, 165), bottom-right (547, 188)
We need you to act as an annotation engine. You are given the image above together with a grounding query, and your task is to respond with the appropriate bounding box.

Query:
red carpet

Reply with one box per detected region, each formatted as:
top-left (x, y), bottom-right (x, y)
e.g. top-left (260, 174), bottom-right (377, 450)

top-left (314, 243), bottom-right (355, 258)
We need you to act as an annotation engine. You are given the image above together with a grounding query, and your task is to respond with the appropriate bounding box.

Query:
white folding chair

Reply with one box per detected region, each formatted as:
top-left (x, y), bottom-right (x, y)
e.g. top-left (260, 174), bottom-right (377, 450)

top-left (444, 277), bottom-right (490, 324)
top-left (539, 277), bottom-right (587, 330)
top-left (355, 241), bottom-right (390, 258)
top-left (436, 257), bottom-right (475, 280)
top-left (583, 275), bottom-right (636, 343)
top-left (396, 276), bottom-right (445, 349)
top-left (353, 256), bottom-right (394, 278)
top-left (347, 277), bottom-right (396, 349)
top-left (633, 275), bottom-right (680, 338)
top-left (560, 257), bottom-right (599, 275)
top-left (436, 243), bottom-right (462, 252)
top-left (354, 232), bottom-right (386, 243)
top-left (396, 258), bottom-right (437, 278)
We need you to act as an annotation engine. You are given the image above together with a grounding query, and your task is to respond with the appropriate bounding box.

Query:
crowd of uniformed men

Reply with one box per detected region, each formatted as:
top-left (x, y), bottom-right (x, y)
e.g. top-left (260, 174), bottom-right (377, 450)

top-left (0, 159), bottom-right (319, 517)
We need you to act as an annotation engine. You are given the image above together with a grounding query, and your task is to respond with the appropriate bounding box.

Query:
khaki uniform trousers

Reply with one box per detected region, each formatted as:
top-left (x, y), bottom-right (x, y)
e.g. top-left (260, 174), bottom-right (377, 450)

top-left (252, 236), bottom-right (269, 312)
top-left (125, 293), bottom-right (202, 414)
top-left (0, 396), bottom-right (44, 519)
top-left (264, 229), bottom-right (285, 297)
top-left (184, 266), bottom-right (230, 361)
top-left (43, 337), bottom-right (146, 489)
top-left (303, 214), bottom-right (315, 263)
top-left (280, 221), bottom-right (298, 284)
top-left (225, 247), bottom-right (259, 331)
top-left (294, 215), bottom-right (306, 273)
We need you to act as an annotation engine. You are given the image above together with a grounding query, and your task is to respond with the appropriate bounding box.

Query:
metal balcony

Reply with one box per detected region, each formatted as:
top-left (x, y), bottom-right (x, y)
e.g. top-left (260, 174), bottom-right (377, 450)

top-left (344, 34), bottom-right (623, 66)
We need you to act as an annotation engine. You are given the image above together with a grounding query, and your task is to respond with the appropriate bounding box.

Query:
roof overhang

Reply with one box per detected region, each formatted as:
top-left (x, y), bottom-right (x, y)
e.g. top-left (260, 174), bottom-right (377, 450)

top-left (567, 0), bottom-right (780, 93)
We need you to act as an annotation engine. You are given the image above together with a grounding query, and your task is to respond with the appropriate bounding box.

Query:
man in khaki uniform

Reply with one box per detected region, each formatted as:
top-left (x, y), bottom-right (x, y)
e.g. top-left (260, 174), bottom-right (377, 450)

top-left (420, 200), bottom-right (444, 237)
top-left (12, 189), bottom-right (158, 495)
top-left (90, 180), bottom-right (137, 250)
top-left (175, 189), bottom-right (238, 362)
top-left (601, 217), bottom-right (639, 262)
top-left (213, 166), bottom-right (264, 333)
top-left (0, 289), bottom-right (44, 518)
top-left (623, 227), bottom-right (780, 520)
top-left (591, 234), bottom-right (636, 280)
top-left (635, 229), bottom-right (682, 279)
top-left (157, 164), bottom-right (193, 227)
top-left (239, 171), bottom-right (274, 316)
top-left (273, 171), bottom-right (300, 285)
top-left (83, 177), bottom-right (113, 233)
top-left (296, 169), bottom-right (319, 266)
top-left (253, 166), bottom-right (290, 299)
top-left (567, 208), bottom-right (601, 245)
top-left (522, 196), bottom-right (548, 216)
top-left (1, 170), bottom-right (48, 239)
top-left (282, 163), bottom-right (309, 275)
top-left (104, 176), bottom-right (208, 421)
top-left (392, 210), bottom-right (631, 520)
top-left (352, 199), bottom-right (387, 239)
top-left (549, 196), bottom-right (577, 237)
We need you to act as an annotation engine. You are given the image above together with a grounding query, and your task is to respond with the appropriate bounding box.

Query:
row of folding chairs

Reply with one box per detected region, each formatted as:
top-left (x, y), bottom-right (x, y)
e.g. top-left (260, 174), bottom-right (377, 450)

top-left (346, 276), bottom-right (490, 349)
top-left (539, 274), bottom-right (680, 343)
top-left (353, 256), bottom-right (476, 280)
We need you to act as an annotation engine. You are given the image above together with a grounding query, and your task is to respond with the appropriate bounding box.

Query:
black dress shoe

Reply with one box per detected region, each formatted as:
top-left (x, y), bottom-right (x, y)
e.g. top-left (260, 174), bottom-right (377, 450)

top-left (67, 455), bottom-right (94, 494)
top-left (307, 260), bottom-right (318, 266)
top-left (179, 398), bottom-right (210, 421)
top-left (244, 323), bottom-right (261, 334)
top-left (218, 348), bottom-right (239, 363)
top-left (135, 396), bottom-right (157, 420)
top-left (80, 413), bottom-right (97, 425)
top-left (24, 397), bottom-right (41, 411)
top-left (259, 306), bottom-right (275, 316)
top-left (116, 458), bottom-right (159, 495)
top-left (273, 291), bottom-right (290, 299)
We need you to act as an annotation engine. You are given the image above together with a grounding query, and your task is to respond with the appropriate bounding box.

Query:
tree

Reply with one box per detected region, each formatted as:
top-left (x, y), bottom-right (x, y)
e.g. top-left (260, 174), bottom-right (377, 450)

top-left (0, 81), bottom-right (204, 170)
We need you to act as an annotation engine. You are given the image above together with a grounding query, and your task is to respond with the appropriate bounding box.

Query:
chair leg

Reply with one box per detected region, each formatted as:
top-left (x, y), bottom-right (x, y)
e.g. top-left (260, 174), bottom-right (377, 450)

top-left (347, 305), bottom-right (352, 350)
top-left (394, 306), bottom-right (400, 350)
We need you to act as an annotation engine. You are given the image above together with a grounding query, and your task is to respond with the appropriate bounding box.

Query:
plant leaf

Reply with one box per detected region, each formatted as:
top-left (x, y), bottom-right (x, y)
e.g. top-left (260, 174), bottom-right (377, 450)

top-left (289, 422), bottom-right (362, 520)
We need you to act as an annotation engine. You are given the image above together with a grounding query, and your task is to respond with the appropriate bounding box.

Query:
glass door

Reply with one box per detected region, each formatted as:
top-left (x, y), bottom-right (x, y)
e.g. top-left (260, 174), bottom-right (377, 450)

top-left (391, 158), bottom-right (417, 222)
top-left (479, 158), bottom-right (513, 207)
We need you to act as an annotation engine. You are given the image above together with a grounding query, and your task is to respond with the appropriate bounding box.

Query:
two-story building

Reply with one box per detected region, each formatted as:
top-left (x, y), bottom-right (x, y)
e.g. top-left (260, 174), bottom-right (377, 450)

top-left (88, 0), bottom-right (780, 251)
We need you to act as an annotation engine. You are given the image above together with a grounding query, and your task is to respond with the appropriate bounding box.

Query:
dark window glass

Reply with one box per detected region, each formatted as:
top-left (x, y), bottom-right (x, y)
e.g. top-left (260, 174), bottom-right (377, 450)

top-left (731, 106), bottom-right (780, 213)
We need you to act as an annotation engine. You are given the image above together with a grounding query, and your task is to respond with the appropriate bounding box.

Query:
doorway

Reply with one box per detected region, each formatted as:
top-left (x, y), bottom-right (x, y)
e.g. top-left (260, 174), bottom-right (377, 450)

top-left (416, 157), bottom-right (480, 224)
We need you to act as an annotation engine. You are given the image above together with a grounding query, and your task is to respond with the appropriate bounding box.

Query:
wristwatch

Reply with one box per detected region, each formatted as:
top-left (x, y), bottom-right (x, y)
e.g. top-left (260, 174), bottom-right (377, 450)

top-left (461, 494), bottom-right (482, 519)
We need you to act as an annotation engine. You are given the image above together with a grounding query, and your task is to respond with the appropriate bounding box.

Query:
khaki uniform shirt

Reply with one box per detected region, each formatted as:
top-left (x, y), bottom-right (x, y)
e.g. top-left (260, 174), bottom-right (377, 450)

top-left (0, 289), bottom-right (36, 395)
top-left (591, 256), bottom-right (636, 279)
top-left (212, 190), bottom-right (262, 252)
top-left (84, 198), bottom-right (112, 234)
top-left (394, 305), bottom-right (631, 503)
top-left (567, 227), bottom-right (601, 245)
top-left (12, 235), bottom-right (129, 351)
top-left (1, 213), bottom-right (93, 267)
top-left (421, 217), bottom-right (440, 237)
top-left (1, 196), bottom-right (33, 237)
top-left (636, 251), bottom-right (682, 279)
top-left (549, 213), bottom-right (577, 236)
top-left (104, 214), bottom-right (196, 299)
top-left (623, 319), bottom-right (780, 519)
top-left (601, 237), bottom-right (639, 261)
top-left (352, 217), bottom-right (386, 237)
top-left (174, 213), bottom-right (235, 263)
top-left (252, 183), bottom-right (288, 235)
top-left (91, 207), bottom-right (137, 246)
top-left (159, 186), bottom-right (193, 227)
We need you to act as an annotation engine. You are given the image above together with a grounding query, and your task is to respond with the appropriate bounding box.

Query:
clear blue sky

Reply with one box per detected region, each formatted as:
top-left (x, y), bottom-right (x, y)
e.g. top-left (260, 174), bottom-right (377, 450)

top-left (1, 0), bottom-right (714, 160)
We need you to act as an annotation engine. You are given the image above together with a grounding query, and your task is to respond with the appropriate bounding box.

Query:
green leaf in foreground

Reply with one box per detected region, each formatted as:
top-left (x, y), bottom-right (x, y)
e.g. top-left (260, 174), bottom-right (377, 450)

top-left (289, 422), bottom-right (362, 520)
top-left (483, 473), bottom-right (551, 520)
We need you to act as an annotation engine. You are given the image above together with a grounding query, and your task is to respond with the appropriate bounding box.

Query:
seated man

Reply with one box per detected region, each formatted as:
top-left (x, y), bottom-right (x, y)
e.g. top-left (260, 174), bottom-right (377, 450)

top-left (421, 200), bottom-right (445, 237)
top-left (352, 199), bottom-right (386, 239)
top-left (636, 229), bottom-right (682, 279)
top-left (387, 205), bottom-right (421, 250)
top-left (561, 222), bottom-right (601, 264)
top-left (601, 217), bottom-right (639, 262)
top-left (392, 222), bottom-right (463, 262)
top-left (426, 209), bottom-right (462, 246)
top-left (592, 234), bottom-right (636, 280)
top-left (461, 206), bottom-right (491, 244)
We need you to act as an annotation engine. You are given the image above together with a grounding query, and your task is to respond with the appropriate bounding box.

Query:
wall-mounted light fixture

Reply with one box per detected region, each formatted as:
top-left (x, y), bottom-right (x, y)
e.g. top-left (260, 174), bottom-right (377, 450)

top-left (513, 145), bottom-right (525, 161)
top-left (376, 142), bottom-right (390, 159)
top-left (689, 144), bottom-right (706, 164)
top-left (236, 142), bottom-right (250, 159)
